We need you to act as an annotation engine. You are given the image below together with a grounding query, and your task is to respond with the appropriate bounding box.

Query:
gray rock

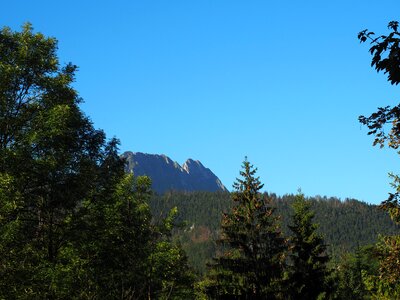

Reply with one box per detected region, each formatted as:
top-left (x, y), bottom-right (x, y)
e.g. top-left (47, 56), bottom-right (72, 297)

top-left (121, 151), bottom-right (228, 194)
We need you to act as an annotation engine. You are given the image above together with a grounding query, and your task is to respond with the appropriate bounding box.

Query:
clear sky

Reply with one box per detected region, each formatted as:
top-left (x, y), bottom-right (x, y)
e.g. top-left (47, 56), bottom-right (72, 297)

top-left (3, 1), bottom-right (400, 204)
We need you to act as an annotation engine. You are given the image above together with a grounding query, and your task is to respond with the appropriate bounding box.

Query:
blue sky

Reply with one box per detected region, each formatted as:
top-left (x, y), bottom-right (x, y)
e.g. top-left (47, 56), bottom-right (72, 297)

top-left (3, 1), bottom-right (400, 203)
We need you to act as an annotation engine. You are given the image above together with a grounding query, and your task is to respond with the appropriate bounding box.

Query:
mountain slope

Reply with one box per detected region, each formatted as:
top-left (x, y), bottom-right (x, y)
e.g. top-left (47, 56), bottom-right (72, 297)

top-left (149, 191), bottom-right (400, 274)
top-left (121, 151), bottom-right (227, 194)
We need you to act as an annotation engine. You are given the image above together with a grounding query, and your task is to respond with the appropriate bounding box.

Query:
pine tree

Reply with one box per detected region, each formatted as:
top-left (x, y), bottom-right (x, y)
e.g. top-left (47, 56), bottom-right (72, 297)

top-left (206, 158), bottom-right (286, 299)
top-left (287, 193), bottom-right (330, 300)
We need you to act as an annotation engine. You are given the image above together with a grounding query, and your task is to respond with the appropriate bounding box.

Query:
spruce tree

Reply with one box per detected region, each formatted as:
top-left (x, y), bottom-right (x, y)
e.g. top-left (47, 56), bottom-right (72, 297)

top-left (287, 193), bottom-right (330, 300)
top-left (206, 158), bottom-right (286, 299)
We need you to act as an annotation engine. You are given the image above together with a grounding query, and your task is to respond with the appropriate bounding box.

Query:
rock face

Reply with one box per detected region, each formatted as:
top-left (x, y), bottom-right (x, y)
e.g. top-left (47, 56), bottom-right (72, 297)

top-left (121, 151), bottom-right (228, 194)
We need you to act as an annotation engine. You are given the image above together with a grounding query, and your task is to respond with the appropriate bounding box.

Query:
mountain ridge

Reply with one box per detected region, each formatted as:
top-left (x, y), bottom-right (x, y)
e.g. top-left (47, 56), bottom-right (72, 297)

top-left (121, 151), bottom-right (227, 194)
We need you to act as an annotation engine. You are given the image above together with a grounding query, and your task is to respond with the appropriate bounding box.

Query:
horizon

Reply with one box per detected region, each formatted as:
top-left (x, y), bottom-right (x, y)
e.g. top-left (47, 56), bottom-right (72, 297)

top-left (3, 0), bottom-right (400, 204)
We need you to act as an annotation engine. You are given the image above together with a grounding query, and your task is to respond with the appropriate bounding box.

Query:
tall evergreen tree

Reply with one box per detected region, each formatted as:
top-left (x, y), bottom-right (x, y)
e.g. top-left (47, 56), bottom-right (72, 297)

top-left (286, 193), bottom-right (330, 300)
top-left (206, 158), bottom-right (286, 299)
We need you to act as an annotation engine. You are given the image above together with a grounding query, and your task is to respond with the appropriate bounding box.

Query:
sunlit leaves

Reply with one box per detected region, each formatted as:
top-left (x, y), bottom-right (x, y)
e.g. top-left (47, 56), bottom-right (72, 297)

top-left (362, 235), bottom-right (400, 299)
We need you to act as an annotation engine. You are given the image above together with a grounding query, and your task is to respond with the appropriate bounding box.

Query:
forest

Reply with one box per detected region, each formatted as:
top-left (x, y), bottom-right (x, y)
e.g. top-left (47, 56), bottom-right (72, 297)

top-left (150, 191), bottom-right (400, 274)
top-left (1, 22), bottom-right (400, 299)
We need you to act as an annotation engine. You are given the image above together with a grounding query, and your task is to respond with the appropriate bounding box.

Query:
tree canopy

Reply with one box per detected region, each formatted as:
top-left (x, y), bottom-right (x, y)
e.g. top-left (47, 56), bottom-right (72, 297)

top-left (0, 23), bottom-right (194, 299)
top-left (358, 21), bottom-right (400, 221)
top-left (358, 20), bottom-right (400, 298)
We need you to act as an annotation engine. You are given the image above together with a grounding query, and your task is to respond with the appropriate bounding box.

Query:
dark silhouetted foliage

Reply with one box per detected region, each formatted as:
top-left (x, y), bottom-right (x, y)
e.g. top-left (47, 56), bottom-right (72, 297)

top-left (286, 193), bottom-right (330, 300)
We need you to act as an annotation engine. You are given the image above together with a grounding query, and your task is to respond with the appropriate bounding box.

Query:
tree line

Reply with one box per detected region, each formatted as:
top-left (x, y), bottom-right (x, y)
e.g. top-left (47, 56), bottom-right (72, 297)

top-left (150, 190), bottom-right (400, 275)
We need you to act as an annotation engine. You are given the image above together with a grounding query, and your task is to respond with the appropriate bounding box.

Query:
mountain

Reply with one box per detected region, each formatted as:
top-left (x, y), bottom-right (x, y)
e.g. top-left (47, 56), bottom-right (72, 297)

top-left (121, 151), bottom-right (228, 194)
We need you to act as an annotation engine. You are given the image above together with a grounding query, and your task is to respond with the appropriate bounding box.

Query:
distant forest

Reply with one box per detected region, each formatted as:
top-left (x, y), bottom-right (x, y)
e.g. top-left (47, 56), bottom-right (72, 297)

top-left (150, 191), bottom-right (400, 274)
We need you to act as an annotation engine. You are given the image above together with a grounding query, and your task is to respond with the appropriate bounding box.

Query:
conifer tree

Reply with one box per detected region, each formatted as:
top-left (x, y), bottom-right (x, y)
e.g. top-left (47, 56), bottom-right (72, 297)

top-left (206, 158), bottom-right (286, 299)
top-left (287, 193), bottom-right (330, 300)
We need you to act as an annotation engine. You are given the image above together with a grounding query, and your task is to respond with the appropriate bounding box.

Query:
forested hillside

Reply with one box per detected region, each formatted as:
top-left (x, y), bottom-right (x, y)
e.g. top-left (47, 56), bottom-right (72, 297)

top-left (150, 191), bottom-right (400, 274)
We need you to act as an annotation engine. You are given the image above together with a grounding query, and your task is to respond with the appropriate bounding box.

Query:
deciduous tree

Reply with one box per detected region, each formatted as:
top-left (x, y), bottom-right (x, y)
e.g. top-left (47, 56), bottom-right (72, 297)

top-left (0, 24), bottom-right (194, 299)
top-left (358, 21), bottom-right (400, 214)
top-left (358, 21), bottom-right (400, 299)
top-left (0, 23), bottom-right (109, 298)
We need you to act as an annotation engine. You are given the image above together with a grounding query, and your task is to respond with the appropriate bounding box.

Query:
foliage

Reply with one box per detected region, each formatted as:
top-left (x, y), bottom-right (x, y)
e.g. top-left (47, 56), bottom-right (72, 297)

top-left (357, 20), bottom-right (400, 152)
top-left (205, 158), bottom-right (286, 299)
top-left (275, 195), bottom-right (400, 261)
top-left (286, 193), bottom-right (330, 300)
top-left (0, 23), bottom-right (108, 299)
top-left (150, 191), bottom-right (231, 275)
top-left (73, 172), bottom-right (154, 298)
top-left (358, 21), bottom-right (400, 298)
top-left (358, 21), bottom-right (400, 219)
top-left (150, 191), bottom-right (399, 274)
top-left (146, 203), bottom-right (196, 299)
top-left (334, 245), bottom-right (379, 299)
top-left (362, 236), bottom-right (400, 299)
top-left (0, 23), bottom-right (194, 299)
top-left (358, 21), bottom-right (400, 86)
top-left (148, 241), bottom-right (195, 299)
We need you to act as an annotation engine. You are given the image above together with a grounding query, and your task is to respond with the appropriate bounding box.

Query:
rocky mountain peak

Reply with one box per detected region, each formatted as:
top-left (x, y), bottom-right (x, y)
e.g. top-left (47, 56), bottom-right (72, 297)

top-left (121, 151), bottom-right (227, 194)
top-left (182, 159), bottom-right (203, 174)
